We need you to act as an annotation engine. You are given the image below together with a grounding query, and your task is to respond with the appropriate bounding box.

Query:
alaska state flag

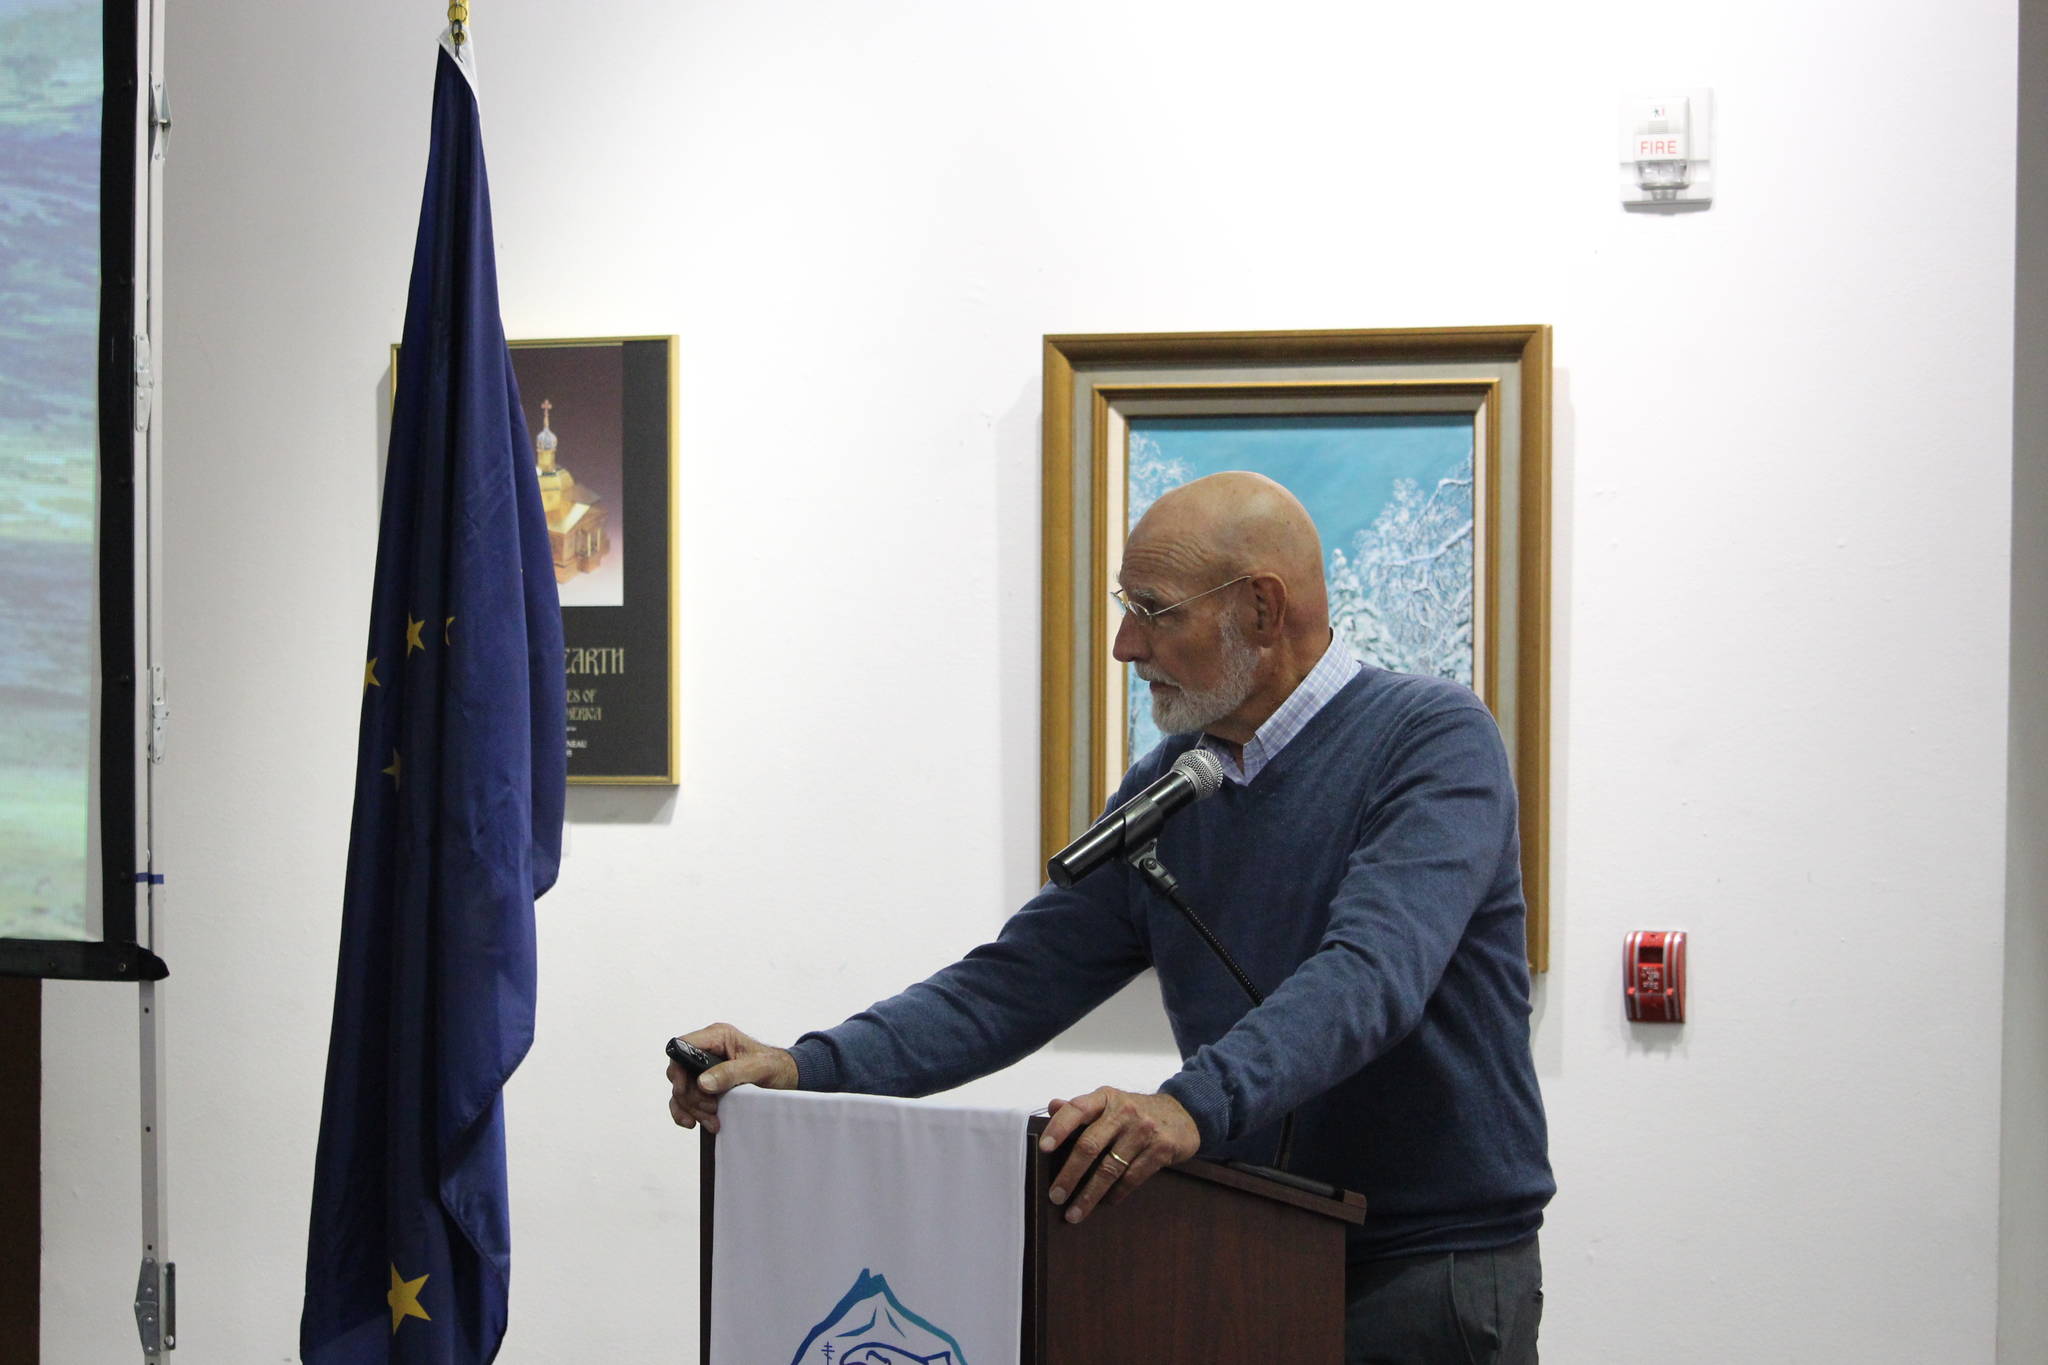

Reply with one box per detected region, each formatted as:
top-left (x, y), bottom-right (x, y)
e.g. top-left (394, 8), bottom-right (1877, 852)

top-left (301, 28), bottom-right (565, 1365)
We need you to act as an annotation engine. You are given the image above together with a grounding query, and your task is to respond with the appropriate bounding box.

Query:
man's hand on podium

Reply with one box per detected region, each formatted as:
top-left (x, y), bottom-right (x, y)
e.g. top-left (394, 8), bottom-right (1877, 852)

top-left (1039, 1087), bottom-right (1200, 1225)
top-left (666, 1022), bottom-right (798, 1135)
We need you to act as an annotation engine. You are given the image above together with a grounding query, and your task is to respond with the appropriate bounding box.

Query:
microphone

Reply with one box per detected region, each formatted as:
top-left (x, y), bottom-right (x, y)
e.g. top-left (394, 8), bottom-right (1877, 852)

top-left (1047, 748), bottom-right (1226, 887)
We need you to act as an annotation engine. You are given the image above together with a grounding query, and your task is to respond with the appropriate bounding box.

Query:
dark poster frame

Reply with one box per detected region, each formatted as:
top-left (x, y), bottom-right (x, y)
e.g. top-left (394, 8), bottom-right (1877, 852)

top-left (508, 335), bottom-right (679, 785)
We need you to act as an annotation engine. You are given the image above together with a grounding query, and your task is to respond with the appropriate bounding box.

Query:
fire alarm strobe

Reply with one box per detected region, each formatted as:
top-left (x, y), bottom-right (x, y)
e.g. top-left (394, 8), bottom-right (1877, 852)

top-left (1624, 930), bottom-right (1687, 1023)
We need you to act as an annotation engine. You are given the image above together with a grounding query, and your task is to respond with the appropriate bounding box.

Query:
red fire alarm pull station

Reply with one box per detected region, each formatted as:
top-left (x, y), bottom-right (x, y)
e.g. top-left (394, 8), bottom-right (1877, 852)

top-left (1624, 930), bottom-right (1687, 1023)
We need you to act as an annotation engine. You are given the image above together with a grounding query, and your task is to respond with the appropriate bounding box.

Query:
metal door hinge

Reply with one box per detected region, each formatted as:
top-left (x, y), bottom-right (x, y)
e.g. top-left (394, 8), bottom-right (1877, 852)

top-left (133, 1256), bottom-right (177, 1353)
top-left (133, 334), bottom-right (154, 432)
top-left (149, 666), bottom-right (168, 764)
top-left (150, 82), bottom-right (171, 160)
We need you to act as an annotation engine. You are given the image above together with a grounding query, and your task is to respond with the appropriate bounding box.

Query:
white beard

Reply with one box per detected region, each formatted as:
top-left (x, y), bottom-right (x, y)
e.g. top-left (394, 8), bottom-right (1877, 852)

top-left (1139, 612), bottom-right (1260, 734)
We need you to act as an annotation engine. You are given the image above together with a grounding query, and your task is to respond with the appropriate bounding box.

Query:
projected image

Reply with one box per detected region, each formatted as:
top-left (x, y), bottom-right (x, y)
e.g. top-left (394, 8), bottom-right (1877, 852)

top-left (0, 0), bottom-right (102, 939)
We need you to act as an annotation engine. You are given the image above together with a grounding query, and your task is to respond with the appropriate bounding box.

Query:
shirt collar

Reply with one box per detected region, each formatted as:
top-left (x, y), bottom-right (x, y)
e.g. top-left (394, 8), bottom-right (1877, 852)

top-left (1200, 633), bottom-right (1365, 786)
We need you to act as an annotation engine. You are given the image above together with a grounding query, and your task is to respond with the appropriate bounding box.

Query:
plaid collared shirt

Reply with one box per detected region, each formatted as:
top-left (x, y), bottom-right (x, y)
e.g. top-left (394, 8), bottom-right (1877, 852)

top-left (1201, 634), bottom-right (1365, 786)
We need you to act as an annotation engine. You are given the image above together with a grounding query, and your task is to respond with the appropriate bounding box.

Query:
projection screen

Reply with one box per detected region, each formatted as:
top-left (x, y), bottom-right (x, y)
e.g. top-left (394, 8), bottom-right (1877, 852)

top-left (0, 0), bottom-right (162, 981)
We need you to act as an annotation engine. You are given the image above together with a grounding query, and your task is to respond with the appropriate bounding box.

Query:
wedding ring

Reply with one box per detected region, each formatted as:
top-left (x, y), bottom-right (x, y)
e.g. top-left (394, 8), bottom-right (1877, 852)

top-left (1102, 1152), bottom-right (1131, 1173)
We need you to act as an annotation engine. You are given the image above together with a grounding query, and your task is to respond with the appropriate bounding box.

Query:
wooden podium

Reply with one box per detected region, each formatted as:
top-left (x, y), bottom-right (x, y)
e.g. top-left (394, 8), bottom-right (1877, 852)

top-left (702, 1113), bottom-right (1365, 1363)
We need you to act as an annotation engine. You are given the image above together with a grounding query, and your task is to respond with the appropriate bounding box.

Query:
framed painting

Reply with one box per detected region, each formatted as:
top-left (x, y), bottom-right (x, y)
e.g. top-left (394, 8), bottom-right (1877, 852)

top-left (1041, 327), bottom-right (1552, 968)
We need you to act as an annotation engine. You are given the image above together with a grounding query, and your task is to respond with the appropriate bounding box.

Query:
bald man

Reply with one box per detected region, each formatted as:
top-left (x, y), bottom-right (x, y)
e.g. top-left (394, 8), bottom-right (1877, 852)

top-left (670, 473), bottom-right (1551, 1362)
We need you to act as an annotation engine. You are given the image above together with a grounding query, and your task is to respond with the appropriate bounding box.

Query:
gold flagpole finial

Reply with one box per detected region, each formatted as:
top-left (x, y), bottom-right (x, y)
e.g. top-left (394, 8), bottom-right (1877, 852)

top-left (448, 0), bottom-right (469, 45)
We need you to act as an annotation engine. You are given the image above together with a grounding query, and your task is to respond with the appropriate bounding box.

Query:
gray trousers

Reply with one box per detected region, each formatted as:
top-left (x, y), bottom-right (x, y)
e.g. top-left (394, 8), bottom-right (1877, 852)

top-left (1344, 1235), bottom-right (1543, 1364)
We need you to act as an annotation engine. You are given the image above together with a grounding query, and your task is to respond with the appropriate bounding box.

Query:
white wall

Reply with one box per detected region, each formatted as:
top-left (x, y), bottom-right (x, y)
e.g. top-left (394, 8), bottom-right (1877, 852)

top-left (1999, 0), bottom-right (2047, 1360)
top-left (40, 0), bottom-right (2026, 1360)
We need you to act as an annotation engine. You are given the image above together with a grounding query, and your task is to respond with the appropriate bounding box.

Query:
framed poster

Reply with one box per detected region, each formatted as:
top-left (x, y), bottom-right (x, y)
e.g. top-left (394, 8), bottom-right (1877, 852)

top-left (392, 334), bottom-right (678, 782)
top-left (1042, 327), bottom-right (1552, 967)
top-left (506, 336), bottom-right (678, 784)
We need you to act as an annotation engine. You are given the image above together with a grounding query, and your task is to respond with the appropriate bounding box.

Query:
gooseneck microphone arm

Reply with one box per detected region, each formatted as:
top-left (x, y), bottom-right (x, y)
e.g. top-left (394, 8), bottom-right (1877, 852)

top-left (1125, 839), bottom-right (1299, 1175)
top-left (1125, 842), bottom-right (1262, 1008)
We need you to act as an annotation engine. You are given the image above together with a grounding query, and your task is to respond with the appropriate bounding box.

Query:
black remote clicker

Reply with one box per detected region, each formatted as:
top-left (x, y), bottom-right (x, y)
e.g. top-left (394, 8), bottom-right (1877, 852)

top-left (665, 1036), bottom-right (720, 1077)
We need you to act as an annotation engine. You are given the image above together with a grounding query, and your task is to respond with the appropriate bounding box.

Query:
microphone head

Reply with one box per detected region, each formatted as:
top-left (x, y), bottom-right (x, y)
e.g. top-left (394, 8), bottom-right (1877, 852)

top-left (1172, 747), bottom-right (1226, 799)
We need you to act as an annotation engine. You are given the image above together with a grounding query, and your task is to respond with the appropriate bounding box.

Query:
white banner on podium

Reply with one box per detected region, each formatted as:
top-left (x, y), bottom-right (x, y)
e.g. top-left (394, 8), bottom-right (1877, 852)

top-left (709, 1088), bottom-right (1031, 1365)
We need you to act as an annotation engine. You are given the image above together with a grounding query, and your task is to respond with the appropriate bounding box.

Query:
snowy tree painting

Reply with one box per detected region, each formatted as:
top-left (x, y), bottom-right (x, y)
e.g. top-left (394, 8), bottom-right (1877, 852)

top-left (1326, 453), bottom-right (1475, 684)
top-left (1122, 416), bottom-right (1477, 766)
top-left (1127, 433), bottom-right (1194, 526)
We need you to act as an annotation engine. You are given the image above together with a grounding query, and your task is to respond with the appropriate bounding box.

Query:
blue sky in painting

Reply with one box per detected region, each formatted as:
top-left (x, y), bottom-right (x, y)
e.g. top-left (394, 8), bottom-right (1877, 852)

top-left (1128, 414), bottom-right (1473, 556)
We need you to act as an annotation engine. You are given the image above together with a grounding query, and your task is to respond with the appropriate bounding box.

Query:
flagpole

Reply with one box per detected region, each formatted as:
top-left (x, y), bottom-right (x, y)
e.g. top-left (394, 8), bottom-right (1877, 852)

top-left (448, 0), bottom-right (468, 47)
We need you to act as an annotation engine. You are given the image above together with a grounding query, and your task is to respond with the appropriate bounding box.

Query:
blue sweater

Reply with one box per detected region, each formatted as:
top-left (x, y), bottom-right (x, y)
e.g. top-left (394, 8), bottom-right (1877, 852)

top-left (788, 667), bottom-right (1553, 1259)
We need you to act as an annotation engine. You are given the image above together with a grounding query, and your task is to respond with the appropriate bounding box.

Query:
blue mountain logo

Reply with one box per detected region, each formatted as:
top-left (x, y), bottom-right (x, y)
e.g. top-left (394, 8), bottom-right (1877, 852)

top-left (789, 1269), bottom-right (969, 1365)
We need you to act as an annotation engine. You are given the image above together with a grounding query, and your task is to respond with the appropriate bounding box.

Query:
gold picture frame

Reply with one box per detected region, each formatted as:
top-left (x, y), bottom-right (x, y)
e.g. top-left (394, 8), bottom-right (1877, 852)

top-left (1041, 327), bottom-right (1553, 969)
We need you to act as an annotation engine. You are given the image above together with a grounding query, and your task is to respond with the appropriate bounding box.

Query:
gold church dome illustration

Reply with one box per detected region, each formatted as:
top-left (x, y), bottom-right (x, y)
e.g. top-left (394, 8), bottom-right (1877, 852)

top-left (534, 399), bottom-right (586, 518)
top-left (532, 398), bottom-right (611, 585)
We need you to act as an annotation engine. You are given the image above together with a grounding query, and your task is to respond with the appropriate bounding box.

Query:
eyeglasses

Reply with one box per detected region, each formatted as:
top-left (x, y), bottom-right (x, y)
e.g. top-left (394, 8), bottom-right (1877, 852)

top-left (1111, 575), bottom-right (1252, 628)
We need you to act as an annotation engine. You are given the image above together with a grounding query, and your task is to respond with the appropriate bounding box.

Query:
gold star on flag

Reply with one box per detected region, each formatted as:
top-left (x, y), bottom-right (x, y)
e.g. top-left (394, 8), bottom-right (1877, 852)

top-left (383, 750), bottom-right (402, 788)
top-left (444, 615), bottom-right (456, 645)
top-left (405, 615), bottom-right (427, 656)
top-left (364, 657), bottom-right (380, 689)
top-left (387, 1263), bottom-right (431, 1334)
